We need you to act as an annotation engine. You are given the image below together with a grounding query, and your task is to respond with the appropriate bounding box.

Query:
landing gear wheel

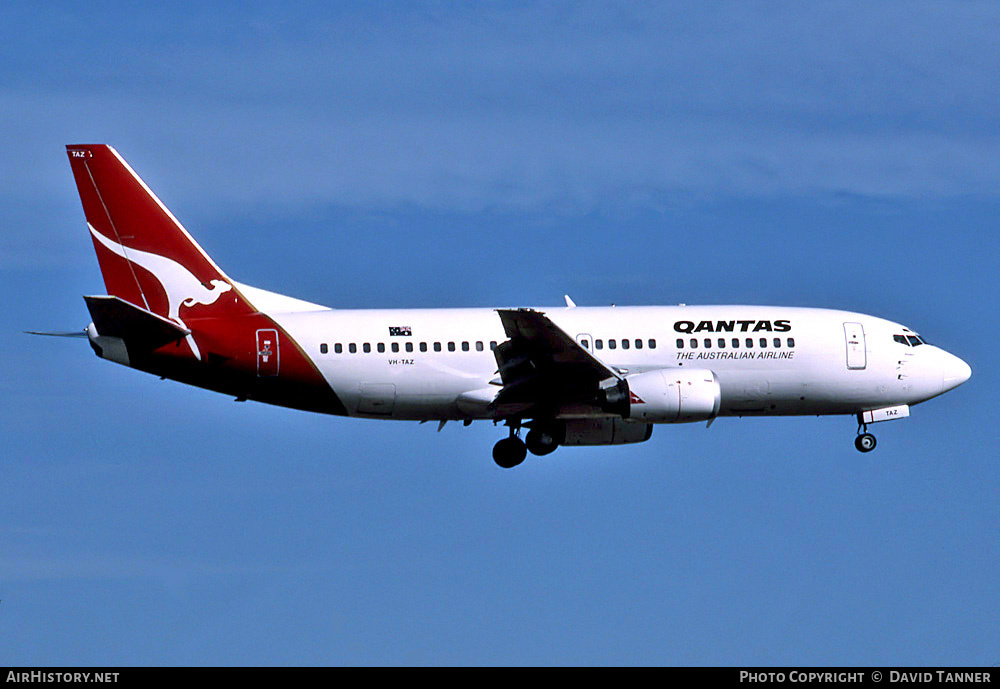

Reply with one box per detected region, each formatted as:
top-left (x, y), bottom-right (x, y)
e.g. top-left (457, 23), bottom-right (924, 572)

top-left (525, 428), bottom-right (558, 456)
top-left (855, 433), bottom-right (877, 453)
top-left (493, 437), bottom-right (527, 468)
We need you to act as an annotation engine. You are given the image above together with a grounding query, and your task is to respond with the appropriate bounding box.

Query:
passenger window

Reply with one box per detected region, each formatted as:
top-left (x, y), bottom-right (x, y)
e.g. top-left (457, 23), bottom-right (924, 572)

top-left (406, 342), bottom-right (413, 352)
top-left (596, 339), bottom-right (603, 350)
top-left (609, 339), bottom-right (617, 349)
top-left (476, 341), bottom-right (484, 351)
top-left (746, 338), bottom-right (753, 348)
top-left (335, 343), bottom-right (343, 354)
top-left (581, 339), bottom-right (590, 350)
top-left (732, 338), bottom-right (739, 348)
top-left (773, 338), bottom-right (781, 348)
top-left (434, 342), bottom-right (442, 352)
top-left (691, 338), bottom-right (698, 348)
top-left (349, 343), bottom-right (357, 353)
top-left (718, 338), bottom-right (726, 349)
top-left (677, 339), bottom-right (684, 349)
top-left (622, 339), bottom-right (630, 350)
top-left (759, 338), bottom-right (767, 348)
top-left (787, 338), bottom-right (795, 348)
top-left (377, 343), bottom-right (385, 353)
top-left (363, 343), bottom-right (371, 353)
top-left (704, 338), bottom-right (711, 349)
top-left (320, 343), bottom-right (328, 354)
top-left (419, 342), bottom-right (427, 352)
top-left (462, 342), bottom-right (470, 351)
top-left (635, 339), bottom-right (642, 349)
top-left (490, 341), bottom-right (498, 351)
top-left (648, 339), bottom-right (656, 349)
top-left (447, 342), bottom-right (455, 352)
top-left (391, 342), bottom-right (399, 353)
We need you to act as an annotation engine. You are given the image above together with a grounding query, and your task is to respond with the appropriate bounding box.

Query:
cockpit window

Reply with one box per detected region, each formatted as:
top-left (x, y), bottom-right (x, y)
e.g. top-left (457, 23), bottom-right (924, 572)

top-left (893, 334), bottom-right (909, 346)
top-left (907, 335), bottom-right (924, 347)
top-left (895, 333), bottom-right (926, 346)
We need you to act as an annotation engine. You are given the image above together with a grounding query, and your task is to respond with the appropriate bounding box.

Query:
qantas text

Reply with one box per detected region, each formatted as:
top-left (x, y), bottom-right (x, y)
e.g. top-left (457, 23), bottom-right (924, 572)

top-left (674, 320), bottom-right (791, 333)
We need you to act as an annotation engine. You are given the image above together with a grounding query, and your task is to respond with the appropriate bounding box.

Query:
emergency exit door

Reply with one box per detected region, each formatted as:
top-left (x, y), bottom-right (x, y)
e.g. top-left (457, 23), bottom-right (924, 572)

top-left (256, 329), bottom-right (279, 376)
top-left (843, 322), bottom-right (866, 370)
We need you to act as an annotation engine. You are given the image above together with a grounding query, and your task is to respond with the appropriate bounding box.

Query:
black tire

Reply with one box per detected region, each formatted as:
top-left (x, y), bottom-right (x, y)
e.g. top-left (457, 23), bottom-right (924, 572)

top-left (493, 437), bottom-right (527, 468)
top-left (854, 433), bottom-right (877, 453)
top-left (525, 428), bottom-right (558, 456)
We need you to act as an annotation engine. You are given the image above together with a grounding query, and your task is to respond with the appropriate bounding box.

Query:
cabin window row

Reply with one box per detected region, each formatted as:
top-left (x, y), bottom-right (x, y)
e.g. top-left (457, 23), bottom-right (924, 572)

top-left (583, 339), bottom-right (657, 351)
top-left (318, 341), bottom-right (499, 354)
top-left (676, 337), bottom-right (796, 349)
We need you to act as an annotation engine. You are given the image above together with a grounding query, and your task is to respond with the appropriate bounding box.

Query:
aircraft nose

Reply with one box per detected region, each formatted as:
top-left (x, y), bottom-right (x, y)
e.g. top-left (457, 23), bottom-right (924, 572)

top-left (941, 352), bottom-right (972, 391)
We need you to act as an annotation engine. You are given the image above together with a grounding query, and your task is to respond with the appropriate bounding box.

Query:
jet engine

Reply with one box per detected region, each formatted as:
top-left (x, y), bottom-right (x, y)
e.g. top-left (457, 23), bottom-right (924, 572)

top-left (625, 368), bottom-right (722, 423)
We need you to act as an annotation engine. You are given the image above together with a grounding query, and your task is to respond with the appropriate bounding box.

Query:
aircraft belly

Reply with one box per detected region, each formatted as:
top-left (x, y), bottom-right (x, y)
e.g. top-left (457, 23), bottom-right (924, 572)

top-left (716, 367), bottom-right (870, 416)
top-left (324, 362), bottom-right (495, 419)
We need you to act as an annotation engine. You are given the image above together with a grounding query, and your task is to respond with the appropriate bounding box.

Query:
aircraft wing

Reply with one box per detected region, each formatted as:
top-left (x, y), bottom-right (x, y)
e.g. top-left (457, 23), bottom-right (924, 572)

top-left (490, 308), bottom-right (626, 417)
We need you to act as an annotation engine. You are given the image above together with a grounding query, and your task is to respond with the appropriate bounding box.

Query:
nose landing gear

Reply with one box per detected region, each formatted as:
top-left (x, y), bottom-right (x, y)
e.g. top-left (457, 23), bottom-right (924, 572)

top-left (855, 433), bottom-right (877, 452)
top-left (854, 416), bottom-right (877, 453)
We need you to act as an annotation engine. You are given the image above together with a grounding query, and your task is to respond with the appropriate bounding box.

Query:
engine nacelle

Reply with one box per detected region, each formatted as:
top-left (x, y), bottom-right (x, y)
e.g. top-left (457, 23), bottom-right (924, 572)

top-left (560, 418), bottom-right (653, 446)
top-left (625, 368), bottom-right (721, 423)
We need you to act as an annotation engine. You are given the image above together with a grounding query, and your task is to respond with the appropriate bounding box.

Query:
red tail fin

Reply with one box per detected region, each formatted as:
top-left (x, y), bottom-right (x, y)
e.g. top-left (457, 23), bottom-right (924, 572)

top-left (66, 144), bottom-right (237, 321)
top-left (66, 144), bottom-right (260, 361)
top-left (66, 145), bottom-right (347, 414)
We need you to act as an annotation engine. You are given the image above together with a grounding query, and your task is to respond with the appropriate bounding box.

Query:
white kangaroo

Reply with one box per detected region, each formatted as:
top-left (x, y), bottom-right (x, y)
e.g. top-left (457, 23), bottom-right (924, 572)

top-left (89, 223), bottom-right (232, 360)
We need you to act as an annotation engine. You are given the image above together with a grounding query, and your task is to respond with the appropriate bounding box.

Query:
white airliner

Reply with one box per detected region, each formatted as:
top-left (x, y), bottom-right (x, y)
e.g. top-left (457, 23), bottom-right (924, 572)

top-left (48, 145), bottom-right (971, 468)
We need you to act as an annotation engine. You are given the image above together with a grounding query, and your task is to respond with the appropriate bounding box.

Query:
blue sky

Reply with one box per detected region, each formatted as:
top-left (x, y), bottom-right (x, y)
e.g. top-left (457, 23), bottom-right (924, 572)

top-left (1, 1), bottom-right (997, 665)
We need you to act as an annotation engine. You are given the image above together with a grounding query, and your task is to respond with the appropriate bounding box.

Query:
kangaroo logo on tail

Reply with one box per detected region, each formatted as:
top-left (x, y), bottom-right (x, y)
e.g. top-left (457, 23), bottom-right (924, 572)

top-left (89, 223), bottom-right (232, 360)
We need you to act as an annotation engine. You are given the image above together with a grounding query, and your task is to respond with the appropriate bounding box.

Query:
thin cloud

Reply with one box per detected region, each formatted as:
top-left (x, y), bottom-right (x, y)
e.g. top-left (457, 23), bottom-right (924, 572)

top-left (2, 2), bottom-right (999, 217)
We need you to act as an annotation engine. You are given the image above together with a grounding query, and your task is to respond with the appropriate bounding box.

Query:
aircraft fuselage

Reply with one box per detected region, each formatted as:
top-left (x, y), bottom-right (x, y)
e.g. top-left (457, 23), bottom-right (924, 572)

top-left (253, 301), bottom-right (970, 421)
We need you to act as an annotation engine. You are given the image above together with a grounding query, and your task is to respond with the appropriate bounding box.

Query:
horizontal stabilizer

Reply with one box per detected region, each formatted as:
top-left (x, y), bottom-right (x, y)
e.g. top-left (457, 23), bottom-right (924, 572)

top-left (24, 329), bottom-right (87, 338)
top-left (84, 295), bottom-right (190, 352)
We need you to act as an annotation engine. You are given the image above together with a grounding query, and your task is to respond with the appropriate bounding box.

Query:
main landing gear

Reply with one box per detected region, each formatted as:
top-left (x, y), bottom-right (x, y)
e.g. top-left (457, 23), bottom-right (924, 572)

top-left (493, 432), bottom-right (527, 469)
top-left (525, 427), bottom-right (559, 457)
top-left (854, 416), bottom-right (877, 453)
top-left (493, 421), bottom-right (560, 468)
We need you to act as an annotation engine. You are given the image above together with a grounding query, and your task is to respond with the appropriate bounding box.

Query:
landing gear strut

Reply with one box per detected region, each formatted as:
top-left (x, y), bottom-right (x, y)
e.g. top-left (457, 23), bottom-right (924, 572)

top-left (855, 416), bottom-right (877, 453)
top-left (493, 422), bottom-right (527, 468)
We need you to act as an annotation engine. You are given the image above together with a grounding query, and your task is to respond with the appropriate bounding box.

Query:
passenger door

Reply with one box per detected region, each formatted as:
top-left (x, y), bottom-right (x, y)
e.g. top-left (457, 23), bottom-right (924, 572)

top-left (256, 329), bottom-right (279, 376)
top-left (843, 322), bottom-right (867, 370)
